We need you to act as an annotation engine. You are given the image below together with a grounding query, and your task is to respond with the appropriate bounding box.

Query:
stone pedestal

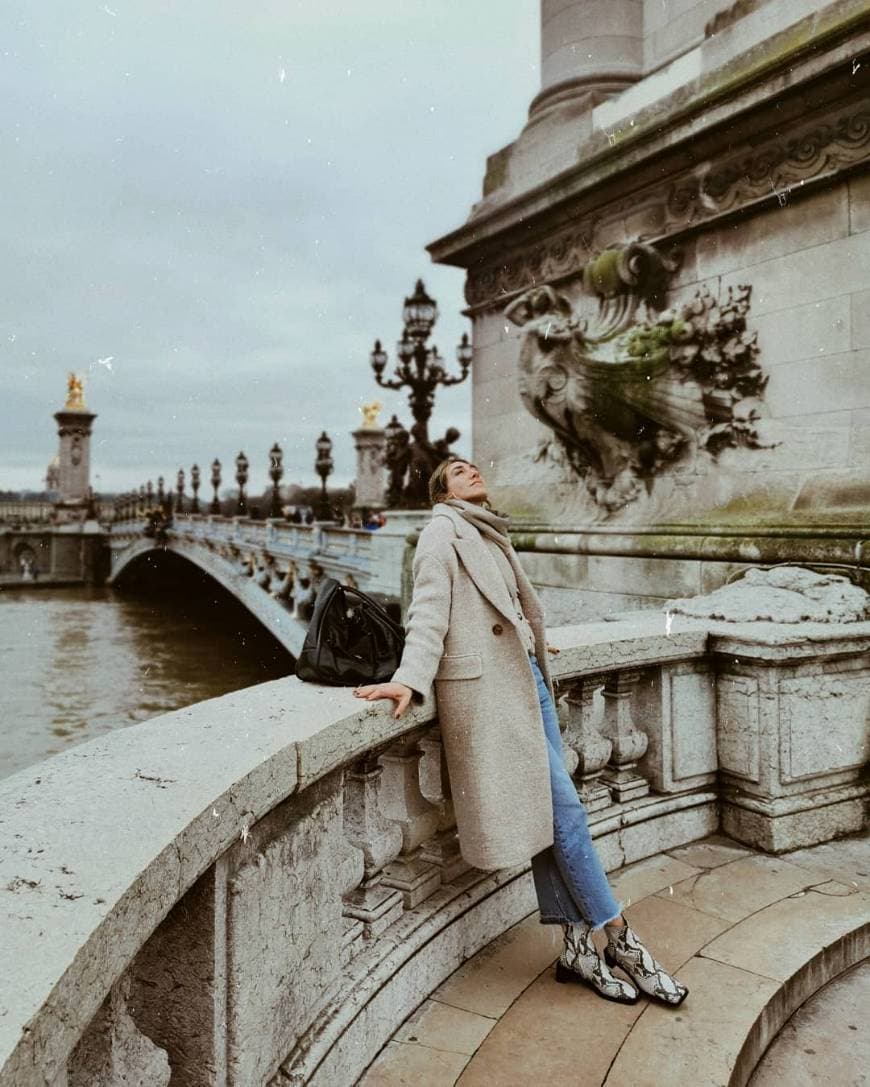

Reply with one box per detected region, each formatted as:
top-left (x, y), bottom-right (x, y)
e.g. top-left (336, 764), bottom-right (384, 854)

top-left (352, 427), bottom-right (386, 510)
top-left (53, 407), bottom-right (97, 522)
top-left (711, 623), bottom-right (870, 852)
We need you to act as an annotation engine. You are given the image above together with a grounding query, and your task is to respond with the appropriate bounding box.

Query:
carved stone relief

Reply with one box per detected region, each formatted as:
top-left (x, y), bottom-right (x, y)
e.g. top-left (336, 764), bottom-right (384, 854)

top-left (466, 103), bottom-right (870, 312)
top-left (505, 242), bottom-right (773, 512)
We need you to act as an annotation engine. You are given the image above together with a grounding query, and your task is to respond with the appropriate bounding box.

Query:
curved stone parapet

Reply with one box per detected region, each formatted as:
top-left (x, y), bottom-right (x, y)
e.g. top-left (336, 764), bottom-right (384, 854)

top-left (1, 613), bottom-right (866, 1085)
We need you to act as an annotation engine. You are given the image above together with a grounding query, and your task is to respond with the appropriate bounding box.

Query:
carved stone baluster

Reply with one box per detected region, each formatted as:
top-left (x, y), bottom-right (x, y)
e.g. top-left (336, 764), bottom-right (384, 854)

top-left (418, 727), bottom-right (470, 883)
top-left (341, 753), bottom-right (404, 937)
top-left (560, 675), bottom-right (614, 813)
top-left (256, 554), bottom-right (273, 589)
top-left (378, 736), bottom-right (442, 907)
top-left (599, 670), bottom-right (649, 802)
top-left (272, 564), bottom-right (295, 606)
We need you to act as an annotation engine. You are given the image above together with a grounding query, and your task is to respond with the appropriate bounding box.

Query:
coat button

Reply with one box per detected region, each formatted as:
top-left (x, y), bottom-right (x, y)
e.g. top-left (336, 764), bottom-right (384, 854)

top-left (492, 623), bottom-right (503, 635)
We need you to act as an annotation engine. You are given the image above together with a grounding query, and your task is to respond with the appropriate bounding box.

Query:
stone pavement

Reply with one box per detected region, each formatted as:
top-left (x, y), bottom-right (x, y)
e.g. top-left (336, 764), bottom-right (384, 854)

top-left (358, 832), bottom-right (870, 1087)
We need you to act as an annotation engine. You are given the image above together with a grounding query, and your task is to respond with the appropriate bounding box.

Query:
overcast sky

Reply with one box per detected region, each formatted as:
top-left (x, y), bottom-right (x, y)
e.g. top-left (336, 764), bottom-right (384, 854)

top-left (2, 1), bottom-right (539, 495)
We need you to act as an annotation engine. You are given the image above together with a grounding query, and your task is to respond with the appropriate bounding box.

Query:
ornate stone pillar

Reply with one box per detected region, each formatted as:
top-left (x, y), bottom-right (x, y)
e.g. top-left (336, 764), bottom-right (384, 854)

top-left (560, 676), bottom-right (614, 812)
top-left (418, 727), bottom-right (470, 883)
top-left (341, 753), bottom-right (404, 937)
top-left (353, 401), bottom-right (387, 511)
top-left (533, 0), bottom-right (644, 119)
top-left (378, 736), bottom-right (442, 907)
top-left (599, 670), bottom-right (650, 802)
top-left (53, 373), bottom-right (97, 521)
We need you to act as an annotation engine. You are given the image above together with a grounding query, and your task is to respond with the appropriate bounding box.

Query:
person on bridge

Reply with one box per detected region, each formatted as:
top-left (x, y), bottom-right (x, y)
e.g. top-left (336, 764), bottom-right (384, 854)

top-left (353, 455), bottom-right (688, 1007)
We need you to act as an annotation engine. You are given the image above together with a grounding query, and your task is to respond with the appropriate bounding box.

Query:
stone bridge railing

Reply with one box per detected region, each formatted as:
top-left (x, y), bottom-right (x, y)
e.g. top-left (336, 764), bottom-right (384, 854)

top-left (108, 513), bottom-right (429, 653)
top-left (1, 614), bottom-right (867, 1086)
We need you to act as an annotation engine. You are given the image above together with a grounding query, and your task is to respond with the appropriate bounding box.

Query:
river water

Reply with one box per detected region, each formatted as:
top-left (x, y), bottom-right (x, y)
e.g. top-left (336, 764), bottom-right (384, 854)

top-left (0, 585), bottom-right (293, 781)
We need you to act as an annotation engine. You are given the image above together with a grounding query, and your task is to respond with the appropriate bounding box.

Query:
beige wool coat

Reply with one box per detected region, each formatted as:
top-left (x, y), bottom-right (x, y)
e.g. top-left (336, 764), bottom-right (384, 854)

top-left (391, 502), bottom-right (555, 870)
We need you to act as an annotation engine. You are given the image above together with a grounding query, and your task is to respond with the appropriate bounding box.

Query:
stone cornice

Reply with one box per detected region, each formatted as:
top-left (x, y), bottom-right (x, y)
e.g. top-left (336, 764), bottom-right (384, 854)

top-left (427, 3), bottom-right (870, 312)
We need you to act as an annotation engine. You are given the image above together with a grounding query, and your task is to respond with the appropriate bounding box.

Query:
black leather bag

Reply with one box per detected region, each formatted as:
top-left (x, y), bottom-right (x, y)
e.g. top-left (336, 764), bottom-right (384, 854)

top-left (295, 577), bottom-right (405, 686)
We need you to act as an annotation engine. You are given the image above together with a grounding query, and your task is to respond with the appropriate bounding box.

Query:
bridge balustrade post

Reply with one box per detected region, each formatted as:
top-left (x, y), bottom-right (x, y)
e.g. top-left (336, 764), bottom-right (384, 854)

top-left (378, 735), bottom-right (442, 908)
top-left (559, 675), bottom-right (614, 813)
top-left (272, 564), bottom-right (295, 606)
top-left (341, 753), bottom-right (404, 937)
top-left (418, 727), bottom-right (469, 883)
top-left (599, 670), bottom-right (650, 803)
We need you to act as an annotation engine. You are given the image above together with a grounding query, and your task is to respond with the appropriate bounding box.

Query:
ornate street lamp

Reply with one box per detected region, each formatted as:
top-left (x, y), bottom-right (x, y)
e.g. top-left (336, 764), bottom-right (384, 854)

top-left (268, 443), bottom-right (284, 519)
top-left (235, 451), bottom-right (249, 516)
top-left (156, 475), bottom-right (165, 508)
top-left (369, 279), bottom-right (471, 506)
top-left (191, 463), bottom-right (201, 514)
top-left (210, 458), bottom-right (222, 515)
top-left (314, 431), bottom-right (333, 521)
top-left (176, 469), bottom-right (185, 514)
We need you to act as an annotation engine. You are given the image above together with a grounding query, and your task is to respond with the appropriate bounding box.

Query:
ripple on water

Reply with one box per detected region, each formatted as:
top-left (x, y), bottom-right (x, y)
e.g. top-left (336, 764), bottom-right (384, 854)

top-left (0, 584), bottom-right (293, 779)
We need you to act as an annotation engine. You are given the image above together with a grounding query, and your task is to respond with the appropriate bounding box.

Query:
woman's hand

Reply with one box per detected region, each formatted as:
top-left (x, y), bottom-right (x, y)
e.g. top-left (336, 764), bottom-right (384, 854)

top-left (352, 681), bottom-right (414, 719)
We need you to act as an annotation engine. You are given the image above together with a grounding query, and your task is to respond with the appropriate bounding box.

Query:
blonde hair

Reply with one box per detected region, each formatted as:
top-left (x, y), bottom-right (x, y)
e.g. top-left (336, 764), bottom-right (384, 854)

top-left (428, 455), bottom-right (463, 506)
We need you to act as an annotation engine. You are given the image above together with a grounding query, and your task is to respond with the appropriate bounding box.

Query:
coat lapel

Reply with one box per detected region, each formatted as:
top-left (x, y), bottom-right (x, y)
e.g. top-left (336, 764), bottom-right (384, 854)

top-left (451, 538), bottom-right (519, 626)
top-left (433, 505), bottom-right (522, 627)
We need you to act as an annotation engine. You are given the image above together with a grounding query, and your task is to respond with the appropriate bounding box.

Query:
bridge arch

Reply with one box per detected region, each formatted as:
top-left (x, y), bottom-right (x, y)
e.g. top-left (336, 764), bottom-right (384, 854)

top-left (109, 536), bottom-right (309, 657)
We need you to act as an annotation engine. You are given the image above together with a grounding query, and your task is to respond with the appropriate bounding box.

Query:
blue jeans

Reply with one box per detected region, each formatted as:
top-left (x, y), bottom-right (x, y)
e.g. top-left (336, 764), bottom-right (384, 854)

top-left (529, 654), bottom-right (623, 929)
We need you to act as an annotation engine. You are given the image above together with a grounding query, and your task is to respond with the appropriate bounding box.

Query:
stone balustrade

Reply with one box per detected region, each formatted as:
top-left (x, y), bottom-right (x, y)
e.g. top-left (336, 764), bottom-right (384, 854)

top-left (1, 613), bottom-right (867, 1086)
top-left (108, 513), bottom-right (423, 638)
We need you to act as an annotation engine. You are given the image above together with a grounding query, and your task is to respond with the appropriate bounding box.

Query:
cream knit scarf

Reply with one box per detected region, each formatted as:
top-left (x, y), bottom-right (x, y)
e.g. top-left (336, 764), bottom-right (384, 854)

top-left (442, 497), bottom-right (511, 552)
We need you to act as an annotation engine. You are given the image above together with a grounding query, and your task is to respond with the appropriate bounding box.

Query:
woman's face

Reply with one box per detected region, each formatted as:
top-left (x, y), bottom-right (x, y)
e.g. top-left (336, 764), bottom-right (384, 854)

top-left (444, 460), bottom-right (488, 503)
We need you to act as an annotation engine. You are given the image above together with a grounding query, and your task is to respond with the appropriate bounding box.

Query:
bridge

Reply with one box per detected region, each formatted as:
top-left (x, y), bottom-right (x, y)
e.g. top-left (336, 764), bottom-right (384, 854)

top-left (107, 510), bottom-right (430, 656)
top-left (1, 594), bottom-right (867, 1085)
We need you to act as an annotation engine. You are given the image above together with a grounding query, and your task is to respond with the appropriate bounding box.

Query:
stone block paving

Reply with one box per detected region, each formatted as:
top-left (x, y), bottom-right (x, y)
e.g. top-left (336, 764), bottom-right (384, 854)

top-left (357, 832), bottom-right (870, 1087)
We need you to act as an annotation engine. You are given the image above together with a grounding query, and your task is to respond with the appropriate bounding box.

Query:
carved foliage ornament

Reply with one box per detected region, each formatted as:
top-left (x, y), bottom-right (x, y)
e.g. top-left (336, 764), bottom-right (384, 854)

top-left (505, 242), bottom-right (773, 512)
top-left (466, 104), bottom-right (870, 311)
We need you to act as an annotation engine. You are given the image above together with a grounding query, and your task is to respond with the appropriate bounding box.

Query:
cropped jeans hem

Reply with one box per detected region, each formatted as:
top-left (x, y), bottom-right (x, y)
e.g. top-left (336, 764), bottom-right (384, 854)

top-left (528, 652), bottom-right (623, 930)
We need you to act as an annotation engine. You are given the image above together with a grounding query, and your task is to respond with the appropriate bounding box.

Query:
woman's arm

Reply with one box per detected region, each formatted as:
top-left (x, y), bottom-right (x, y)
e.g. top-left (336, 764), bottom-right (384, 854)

top-left (353, 548), bottom-right (452, 716)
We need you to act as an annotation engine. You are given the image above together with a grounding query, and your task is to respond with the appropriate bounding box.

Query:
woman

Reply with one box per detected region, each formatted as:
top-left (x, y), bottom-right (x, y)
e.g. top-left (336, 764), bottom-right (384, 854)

top-left (352, 456), bottom-right (687, 1007)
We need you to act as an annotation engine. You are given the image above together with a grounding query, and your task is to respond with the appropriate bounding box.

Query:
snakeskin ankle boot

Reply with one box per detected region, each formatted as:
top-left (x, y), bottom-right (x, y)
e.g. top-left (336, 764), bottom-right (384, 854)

top-left (555, 922), bottom-right (639, 1004)
top-left (604, 920), bottom-right (689, 1006)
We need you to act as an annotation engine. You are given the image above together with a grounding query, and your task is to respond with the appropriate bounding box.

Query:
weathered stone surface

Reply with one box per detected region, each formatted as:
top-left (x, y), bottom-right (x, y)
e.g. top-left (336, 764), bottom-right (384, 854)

top-left (604, 956), bottom-right (779, 1087)
top-left (667, 566), bottom-right (869, 623)
top-left (67, 976), bottom-right (170, 1087)
top-left (749, 960), bottom-right (870, 1087)
top-left (700, 881), bottom-right (870, 981)
top-left (224, 773), bottom-right (348, 1086)
top-left (393, 998), bottom-right (495, 1055)
top-left (358, 1040), bottom-right (468, 1087)
top-left (431, 913), bottom-right (559, 1020)
top-left (657, 854), bottom-right (815, 921)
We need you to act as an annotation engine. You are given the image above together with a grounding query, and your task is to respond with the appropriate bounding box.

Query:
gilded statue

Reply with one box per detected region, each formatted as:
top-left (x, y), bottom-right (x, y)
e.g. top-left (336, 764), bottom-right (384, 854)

top-left (65, 372), bottom-right (87, 411)
top-left (359, 400), bottom-right (383, 429)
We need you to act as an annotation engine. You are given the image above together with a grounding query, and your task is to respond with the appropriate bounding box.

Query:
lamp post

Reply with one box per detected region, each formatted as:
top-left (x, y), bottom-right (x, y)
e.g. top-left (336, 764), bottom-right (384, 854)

top-left (210, 458), bottom-right (221, 515)
top-left (314, 431), bottom-right (333, 521)
top-left (268, 443), bottom-right (284, 519)
top-left (156, 475), bottom-right (165, 508)
top-left (191, 463), bottom-right (201, 514)
top-left (176, 469), bottom-right (185, 514)
top-left (370, 280), bottom-right (472, 505)
top-left (235, 451), bottom-right (249, 516)
top-left (145, 479), bottom-right (154, 513)
top-left (370, 279), bottom-right (472, 442)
